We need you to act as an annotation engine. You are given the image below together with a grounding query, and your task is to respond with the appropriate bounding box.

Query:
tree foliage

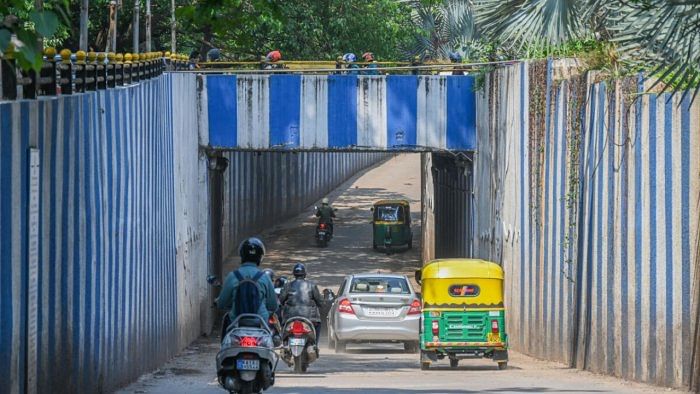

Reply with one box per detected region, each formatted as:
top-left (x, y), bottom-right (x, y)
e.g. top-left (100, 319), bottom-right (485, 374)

top-left (1, 0), bottom-right (68, 70)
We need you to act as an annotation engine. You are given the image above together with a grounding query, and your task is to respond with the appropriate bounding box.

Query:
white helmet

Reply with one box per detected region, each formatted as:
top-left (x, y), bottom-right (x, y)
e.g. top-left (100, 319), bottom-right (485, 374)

top-left (322, 198), bottom-right (329, 205)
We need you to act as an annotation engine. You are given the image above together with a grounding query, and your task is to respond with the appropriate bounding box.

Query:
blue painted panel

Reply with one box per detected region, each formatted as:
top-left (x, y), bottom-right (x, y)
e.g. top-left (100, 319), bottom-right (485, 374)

top-left (445, 76), bottom-right (476, 150)
top-left (386, 76), bottom-right (417, 148)
top-left (327, 75), bottom-right (357, 148)
top-left (269, 75), bottom-right (301, 148)
top-left (208, 75), bottom-right (237, 147)
top-left (0, 103), bottom-right (14, 389)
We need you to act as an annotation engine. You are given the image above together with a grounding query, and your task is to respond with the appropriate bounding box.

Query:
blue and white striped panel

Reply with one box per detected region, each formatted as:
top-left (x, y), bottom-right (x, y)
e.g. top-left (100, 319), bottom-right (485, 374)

top-left (204, 74), bottom-right (477, 151)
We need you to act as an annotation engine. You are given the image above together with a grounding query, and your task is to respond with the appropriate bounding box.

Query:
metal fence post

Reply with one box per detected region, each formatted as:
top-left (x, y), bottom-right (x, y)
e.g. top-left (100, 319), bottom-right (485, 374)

top-left (1, 45), bottom-right (18, 100)
top-left (59, 49), bottom-right (72, 95)
top-left (96, 52), bottom-right (107, 89)
top-left (39, 47), bottom-right (58, 96)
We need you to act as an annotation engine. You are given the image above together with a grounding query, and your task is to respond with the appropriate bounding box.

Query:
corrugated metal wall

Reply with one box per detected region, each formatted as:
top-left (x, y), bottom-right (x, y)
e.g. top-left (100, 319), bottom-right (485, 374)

top-left (203, 74), bottom-right (476, 151)
top-left (219, 151), bottom-right (391, 261)
top-left (0, 74), bottom-right (210, 393)
top-left (474, 60), bottom-right (700, 388)
top-left (431, 152), bottom-right (473, 259)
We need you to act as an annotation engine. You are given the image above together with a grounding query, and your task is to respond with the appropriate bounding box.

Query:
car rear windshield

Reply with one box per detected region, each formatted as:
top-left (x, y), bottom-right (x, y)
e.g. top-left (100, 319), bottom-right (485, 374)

top-left (350, 277), bottom-right (410, 294)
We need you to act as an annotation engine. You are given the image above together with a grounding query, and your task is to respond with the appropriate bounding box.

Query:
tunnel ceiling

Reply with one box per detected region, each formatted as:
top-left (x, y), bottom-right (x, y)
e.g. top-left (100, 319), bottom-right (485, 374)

top-left (202, 74), bottom-right (476, 152)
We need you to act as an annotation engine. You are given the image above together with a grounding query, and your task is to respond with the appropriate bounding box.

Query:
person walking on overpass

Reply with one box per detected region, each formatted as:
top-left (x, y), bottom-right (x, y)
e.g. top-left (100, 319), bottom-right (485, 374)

top-left (361, 52), bottom-right (379, 75)
top-left (216, 237), bottom-right (278, 341)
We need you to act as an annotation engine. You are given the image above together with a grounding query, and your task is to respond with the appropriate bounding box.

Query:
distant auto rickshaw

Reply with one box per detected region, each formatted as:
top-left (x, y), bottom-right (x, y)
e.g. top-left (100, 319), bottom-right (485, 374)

top-left (415, 259), bottom-right (509, 370)
top-left (370, 200), bottom-right (413, 253)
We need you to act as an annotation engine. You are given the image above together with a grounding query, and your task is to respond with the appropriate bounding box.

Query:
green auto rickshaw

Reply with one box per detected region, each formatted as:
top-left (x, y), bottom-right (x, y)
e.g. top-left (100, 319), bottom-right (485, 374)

top-left (415, 259), bottom-right (509, 370)
top-left (370, 200), bottom-right (413, 253)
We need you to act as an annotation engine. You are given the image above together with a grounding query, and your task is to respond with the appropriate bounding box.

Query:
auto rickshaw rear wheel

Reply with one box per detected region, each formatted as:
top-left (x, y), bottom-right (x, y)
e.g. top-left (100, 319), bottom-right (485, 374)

top-left (420, 362), bottom-right (430, 370)
top-left (450, 358), bottom-right (458, 368)
top-left (498, 361), bottom-right (508, 370)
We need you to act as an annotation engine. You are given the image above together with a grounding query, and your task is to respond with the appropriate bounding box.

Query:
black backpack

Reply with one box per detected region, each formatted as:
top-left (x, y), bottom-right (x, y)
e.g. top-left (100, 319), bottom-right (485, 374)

top-left (233, 270), bottom-right (264, 315)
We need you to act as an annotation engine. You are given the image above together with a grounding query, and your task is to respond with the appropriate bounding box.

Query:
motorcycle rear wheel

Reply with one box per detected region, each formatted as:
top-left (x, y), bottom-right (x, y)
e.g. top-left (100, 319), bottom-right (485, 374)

top-left (293, 354), bottom-right (307, 374)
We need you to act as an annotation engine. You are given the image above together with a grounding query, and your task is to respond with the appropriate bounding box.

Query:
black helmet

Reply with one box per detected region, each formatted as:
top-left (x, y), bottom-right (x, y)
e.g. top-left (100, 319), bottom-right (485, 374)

top-left (292, 263), bottom-right (306, 278)
top-left (262, 268), bottom-right (275, 282)
top-left (239, 237), bottom-right (266, 264)
top-left (274, 276), bottom-right (288, 289)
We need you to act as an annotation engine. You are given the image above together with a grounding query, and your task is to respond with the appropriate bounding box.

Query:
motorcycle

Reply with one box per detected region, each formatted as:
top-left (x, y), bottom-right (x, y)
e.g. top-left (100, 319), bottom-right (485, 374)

top-left (280, 316), bottom-right (318, 373)
top-left (313, 206), bottom-right (337, 247)
top-left (217, 314), bottom-right (279, 394)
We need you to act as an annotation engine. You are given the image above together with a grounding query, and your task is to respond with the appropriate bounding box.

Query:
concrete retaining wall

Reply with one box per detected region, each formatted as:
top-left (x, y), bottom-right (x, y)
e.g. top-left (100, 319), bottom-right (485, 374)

top-left (474, 60), bottom-right (700, 388)
top-left (219, 151), bottom-right (391, 261)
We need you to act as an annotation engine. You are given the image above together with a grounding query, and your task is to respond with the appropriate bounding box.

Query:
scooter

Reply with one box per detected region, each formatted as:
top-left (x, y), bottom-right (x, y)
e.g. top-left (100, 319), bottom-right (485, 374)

top-left (217, 314), bottom-right (279, 394)
top-left (315, 222), bottom-right (332, 247)
top-left (280, 316), bottom-right (318, 373)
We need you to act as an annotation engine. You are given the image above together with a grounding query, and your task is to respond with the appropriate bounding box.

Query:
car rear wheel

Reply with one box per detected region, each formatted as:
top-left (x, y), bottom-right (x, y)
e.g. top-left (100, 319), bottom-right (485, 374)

top-left (334, 339), bottom-right (346, 353)
top-left (327, 334), bottom-right (336, 350)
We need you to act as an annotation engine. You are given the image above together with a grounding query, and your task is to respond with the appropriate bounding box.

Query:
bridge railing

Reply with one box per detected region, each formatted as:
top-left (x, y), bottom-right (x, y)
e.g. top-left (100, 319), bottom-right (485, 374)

top-left (0, 48), bottom-right (191, 100)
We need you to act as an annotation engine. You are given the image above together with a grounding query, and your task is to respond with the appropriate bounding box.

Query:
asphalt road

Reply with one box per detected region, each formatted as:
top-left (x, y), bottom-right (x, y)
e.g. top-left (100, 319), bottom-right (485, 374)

top-left (118, 154), bottom-right (675, 394)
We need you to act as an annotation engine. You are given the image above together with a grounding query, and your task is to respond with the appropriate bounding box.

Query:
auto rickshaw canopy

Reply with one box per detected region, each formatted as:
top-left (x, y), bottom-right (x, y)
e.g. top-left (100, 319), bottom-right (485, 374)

top-left (421, 259), bottom-right (504, 280)
top-left (419, 259), bottom-right (504, 310)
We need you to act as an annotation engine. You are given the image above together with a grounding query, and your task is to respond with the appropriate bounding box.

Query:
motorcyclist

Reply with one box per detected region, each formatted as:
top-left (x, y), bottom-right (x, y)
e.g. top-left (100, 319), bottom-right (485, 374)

top-left (279, 263), bottom-right (324, 351)
top-left (315, 197), bottom-right (336, 235)
top-left (216, 237), bottom-right (278, 341)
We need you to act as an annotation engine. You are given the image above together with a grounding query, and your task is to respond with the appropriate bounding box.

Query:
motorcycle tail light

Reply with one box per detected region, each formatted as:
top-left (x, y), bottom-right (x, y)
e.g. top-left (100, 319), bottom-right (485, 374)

top-left (289, 320), bottom-right (311, 335)
top-left (431, 320), bottom-right (439, 335)
top-left (407, 299), bottom-right (422, 315)
top-left (240, 336), bottom-right (258, 347)
top-left (491, 320), bottom-right (499, 334)
top-left (338, 298), bottom-right (355, 315)
top-left (319, 223), bottom-right (326, 229)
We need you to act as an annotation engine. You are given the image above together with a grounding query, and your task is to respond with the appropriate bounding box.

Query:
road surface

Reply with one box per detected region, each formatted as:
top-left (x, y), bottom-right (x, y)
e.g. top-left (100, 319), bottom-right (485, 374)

top-left (118, 154), bottom-right (675, 394)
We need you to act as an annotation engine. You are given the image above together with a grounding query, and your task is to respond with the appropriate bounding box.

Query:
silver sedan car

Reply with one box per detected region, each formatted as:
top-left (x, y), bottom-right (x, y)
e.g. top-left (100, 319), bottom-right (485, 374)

top-left (327, 273), bottom-right (420, 353)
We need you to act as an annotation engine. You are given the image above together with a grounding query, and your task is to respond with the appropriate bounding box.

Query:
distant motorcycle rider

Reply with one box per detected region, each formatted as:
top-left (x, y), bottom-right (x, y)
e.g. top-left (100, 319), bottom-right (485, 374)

top-left (279, 263), bottom-right (324, 348)
top-left (315, 197), bottom-right (336, 234)
top-left (216, 237), bottom-right (278, 341)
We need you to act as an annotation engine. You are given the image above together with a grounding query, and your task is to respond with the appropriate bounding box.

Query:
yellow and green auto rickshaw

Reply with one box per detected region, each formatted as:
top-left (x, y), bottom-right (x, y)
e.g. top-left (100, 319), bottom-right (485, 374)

top-left (370, 200), bottom-right (413, 253)
top-left (415, 259), bottom-right (508, 370)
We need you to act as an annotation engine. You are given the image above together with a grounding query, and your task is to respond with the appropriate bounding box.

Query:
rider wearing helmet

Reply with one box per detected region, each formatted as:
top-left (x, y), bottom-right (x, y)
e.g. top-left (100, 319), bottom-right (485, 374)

top-left (361, 52), bottom-right (379, 75)
top-left (216, 237), bottom-right (278, 339)
top-left (342, 53), bottom-right (359, 74)
top-left (448, 51), bottom-right (465, 75)
top-left (279, 263), bottom-right (324, 344)
top-left (315, 197), bottom-right (336, 235)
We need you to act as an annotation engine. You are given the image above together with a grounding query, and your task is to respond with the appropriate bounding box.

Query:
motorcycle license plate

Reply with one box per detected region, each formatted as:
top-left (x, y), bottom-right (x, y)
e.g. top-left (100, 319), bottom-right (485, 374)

top-left (318, 231), bottom-right (326, 235)
top-left (289, 337), bottom-right (306, 346)
top-left (236, 359), bottom-right (260, 371)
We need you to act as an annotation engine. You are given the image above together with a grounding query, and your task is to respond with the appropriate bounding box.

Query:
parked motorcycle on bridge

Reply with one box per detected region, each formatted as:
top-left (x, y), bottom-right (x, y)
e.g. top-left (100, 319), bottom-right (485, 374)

top-left (280, 316), bottom-right (319, 373)
top-left (217, 313), bottom-right (279, 394)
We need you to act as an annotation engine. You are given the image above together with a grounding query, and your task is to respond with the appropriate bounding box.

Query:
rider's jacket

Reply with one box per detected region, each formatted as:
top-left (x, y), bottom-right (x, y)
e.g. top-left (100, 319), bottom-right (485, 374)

top-left (279, 278), bottom-right (324, 323)
top-left (315, 205), bottom-right (335, 223)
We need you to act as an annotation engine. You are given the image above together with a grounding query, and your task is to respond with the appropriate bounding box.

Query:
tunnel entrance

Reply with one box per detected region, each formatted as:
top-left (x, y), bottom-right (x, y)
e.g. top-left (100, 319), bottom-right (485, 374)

top-left (207, 151), bottom-right (474, 294)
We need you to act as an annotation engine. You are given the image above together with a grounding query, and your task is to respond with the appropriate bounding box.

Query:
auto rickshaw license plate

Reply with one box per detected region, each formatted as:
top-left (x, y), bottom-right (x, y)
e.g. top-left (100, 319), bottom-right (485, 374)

top-left (236, 359), bottom-right (260, 371)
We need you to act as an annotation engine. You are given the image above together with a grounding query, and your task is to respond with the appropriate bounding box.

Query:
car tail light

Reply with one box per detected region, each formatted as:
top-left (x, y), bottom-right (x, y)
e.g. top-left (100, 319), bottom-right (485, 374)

top-left (338, 298), bottom-right (355, 315)
top-left (240, 336), bottom-right (258, 347)
top-left (407, 299), bottom-right (421, 315)
top-left (288, 320), bottom-right (311, 335)
top-left (431, 320), bottom-right (439, 335)
top-left (491, 320), bottom-right (499, 334)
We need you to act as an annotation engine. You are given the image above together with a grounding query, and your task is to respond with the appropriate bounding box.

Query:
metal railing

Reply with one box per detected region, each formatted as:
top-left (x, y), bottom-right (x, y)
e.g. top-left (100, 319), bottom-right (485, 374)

top-left (1, 48), bottom-right (191, 100)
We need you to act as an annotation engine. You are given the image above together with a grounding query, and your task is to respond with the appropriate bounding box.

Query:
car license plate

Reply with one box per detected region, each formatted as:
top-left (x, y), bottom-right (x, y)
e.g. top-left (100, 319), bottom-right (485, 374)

top-left (236, 359), bottom-right (260, 371)
top-left (364, 307), bottom-right (398, 317)
top-left (289, 337), bottom-right (306, 346)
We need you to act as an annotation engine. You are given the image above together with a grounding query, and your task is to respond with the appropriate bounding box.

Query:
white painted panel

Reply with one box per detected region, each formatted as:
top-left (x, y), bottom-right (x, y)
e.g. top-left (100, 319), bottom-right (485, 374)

top-left (300, 75), bottom-right (328, 148)
top-left (356, 76), bottom-right (387, 149)
top-left (237, 75), bottom-right (270, 149)
top-left (417, 76), bottom-right (447, 149)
